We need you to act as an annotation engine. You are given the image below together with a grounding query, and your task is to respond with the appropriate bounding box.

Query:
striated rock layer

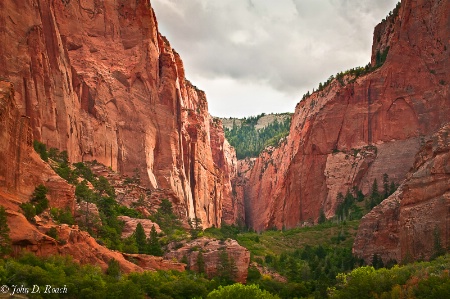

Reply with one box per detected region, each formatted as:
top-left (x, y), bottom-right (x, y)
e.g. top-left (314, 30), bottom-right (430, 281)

top-left (353, 123), bottom-right (450, 263)
top-left (165, 237), bottom-right (250, 283)
top-left (0, 80), bottom-right (184, 273)
top-left (241, 0), bottom-right (450, 231)
top-left (0, 0), bottom-right (238, 228)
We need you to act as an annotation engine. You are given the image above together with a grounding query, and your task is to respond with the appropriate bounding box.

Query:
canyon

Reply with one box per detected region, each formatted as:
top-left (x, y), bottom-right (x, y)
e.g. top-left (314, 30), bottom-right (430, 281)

top-left (0, 0), bottom-right (449, 279)
top-left (239, 0), bottom-right (450, 236)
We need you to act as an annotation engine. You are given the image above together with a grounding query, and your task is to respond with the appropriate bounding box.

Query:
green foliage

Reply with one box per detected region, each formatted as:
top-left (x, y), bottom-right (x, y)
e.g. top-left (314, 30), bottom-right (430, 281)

top-left (207, 283), bottom-right (280, 299)
top-left (31, 184), bottom-right (49, 215)
top-left (189, 217), bottom-right (203, 239)
top-left (33, 140), bottom-right (48, 161)
top-left (217, 250), bottom-right (238, 283)
top-left (375, 47), bottom-right (390, 68)
top-left (134, 223), bottom-right (148, 254)
top-left (50, 207), bottom-right (75, 225)
top-left (197, 251), bottom-right (205, 274)
top-left (0, 206), bottom-right (11, 257)
top-left (318, 209), bottom-right (326, 224)
top-left (150, 199), bottom-right (185, 243)
top-left (20, 202), bottom-right (36, 221)
top-left (46, 227), bottom-right (58, 240)
top-left (106, 259), bottom-right (121, 280)
top-left (224, 114), bottom-right (291, 159)
top-left (148, 225), bottom-right (163, 256)
top-left (21, 184), bottom-right (49, 220)
top-left (331, 255), bottom-right (450, 299)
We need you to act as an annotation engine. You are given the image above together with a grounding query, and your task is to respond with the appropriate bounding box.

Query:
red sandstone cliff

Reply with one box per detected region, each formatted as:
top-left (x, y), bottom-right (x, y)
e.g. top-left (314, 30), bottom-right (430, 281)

top-left (0, 0), bottom-right (237, 227)
top-left (241, 0), bottom-right (450, 231)
top-left (353, 122), bottom-right (450, 263)
top-left (165, 237), bottom-right (250, 283)
top-left (0, 81), bottom-right (183, 273)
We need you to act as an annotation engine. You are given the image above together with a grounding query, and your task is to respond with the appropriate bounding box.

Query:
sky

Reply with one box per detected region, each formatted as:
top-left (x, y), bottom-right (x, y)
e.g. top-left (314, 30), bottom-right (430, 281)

top-left (151, 0), bottom-right (399, 118)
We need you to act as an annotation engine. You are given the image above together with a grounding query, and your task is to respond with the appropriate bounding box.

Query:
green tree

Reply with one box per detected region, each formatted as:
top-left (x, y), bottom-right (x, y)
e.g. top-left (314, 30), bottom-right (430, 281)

top-left (106, 258), bottom-right (121, 280)
top-left (33, 140), bottom-right (48, 161)
top-left (189, 217), bottom-right (203, 239)
top-left (207, 284), bottom-right (280, 299)
top-left (318, 209), bottom-right (326, 224)
top-left (0, 206), bottom-right (11, 257)
top-left (197, 251), bottom-right (205, 274)
top-left (31, 184), bottom-right (49, 214)
top-left (218, 250), bottom-right (237, 283)
top-left (134, 223), bottom-right (147, 254)
top-left (147, 225), bottom-right (163, 256)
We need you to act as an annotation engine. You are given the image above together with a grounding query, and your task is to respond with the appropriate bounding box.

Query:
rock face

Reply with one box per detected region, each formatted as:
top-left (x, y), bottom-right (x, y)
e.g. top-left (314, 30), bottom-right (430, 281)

top-left (353, 123), bottom-right (450, 263)
top-left (0, 80), bottom-right (184, 273)
top-left (165, 237), bottom-right (251, 283)
top-left (241, 0), bottom-right (450, 231)
top-left (0, 0), bottom-right (237, 228)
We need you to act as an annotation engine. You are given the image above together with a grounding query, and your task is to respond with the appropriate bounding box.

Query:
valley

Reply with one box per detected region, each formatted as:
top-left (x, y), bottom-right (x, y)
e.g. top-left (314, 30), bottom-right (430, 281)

top-left (0, 0), bottom-right (449, 298)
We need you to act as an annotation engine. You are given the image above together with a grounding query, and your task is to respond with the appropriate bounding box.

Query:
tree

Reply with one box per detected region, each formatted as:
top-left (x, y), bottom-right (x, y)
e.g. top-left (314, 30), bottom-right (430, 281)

top-left (207, 284), bottom-right (280, 299)
top-left (31, 184), bottom-right (49, 214)
top-left (368, 179), bottom-right (381, 209)
top-left (106, 258), bottom-right (121, 280)
top-left (188, 217), bottom-right (203, 239)
top-left (159, 199), bottom-right (173, 215)
top-left (0, 206), bottom-right (11, 257)
top-left (218, 250), bottom-right (237, 283)
top-left (197, 251), bottom-right (205, 274)
top-left (147, 225), bottom-right (162, 256)
top-left (134, 223), bottom-right (147, 254)
top-left (318, 209), bottom-right (326, 224)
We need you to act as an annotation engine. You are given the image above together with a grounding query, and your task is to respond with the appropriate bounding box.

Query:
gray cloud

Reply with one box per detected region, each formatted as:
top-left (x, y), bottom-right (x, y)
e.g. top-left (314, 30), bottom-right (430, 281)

top-left (152, 0), bottom-right (399, 117)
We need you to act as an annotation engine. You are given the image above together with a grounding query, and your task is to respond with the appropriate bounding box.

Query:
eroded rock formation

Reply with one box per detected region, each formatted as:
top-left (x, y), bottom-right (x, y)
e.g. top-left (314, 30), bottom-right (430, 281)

top-left (0, 0), bottom-right (237, 228)
top-left (241, 0), bottom-right (450, 231)
top-left (165, 237), bottom-right (250, 283)
top-left (353, 123), bottom-right (450, 263)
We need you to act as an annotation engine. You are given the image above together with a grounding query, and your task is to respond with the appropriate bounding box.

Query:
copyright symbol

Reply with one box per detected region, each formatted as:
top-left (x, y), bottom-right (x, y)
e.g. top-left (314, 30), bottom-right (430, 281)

top-left (0, 285), bottom-right (9, 293)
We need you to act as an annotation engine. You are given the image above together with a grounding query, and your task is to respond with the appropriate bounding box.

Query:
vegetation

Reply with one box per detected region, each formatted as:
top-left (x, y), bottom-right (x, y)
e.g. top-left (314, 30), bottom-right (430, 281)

top-left (330, 255), bottom-right (450, 298)
top-left (0, 206), bottom-right (11, 257)
top-left (20, 184), bottom-right (49, 221)
top-left (0, 250), bottom-right (448, 299)
top-left (207, 284), bottom-right (280, 299)
top-left (224, 113), bottom-right (291, 159)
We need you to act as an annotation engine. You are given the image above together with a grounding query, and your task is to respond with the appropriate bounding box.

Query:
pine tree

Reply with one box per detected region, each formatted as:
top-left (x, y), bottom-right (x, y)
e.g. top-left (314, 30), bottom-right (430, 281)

top-left (147, 225), bottom-right (163, 256)
top-left (134, 223), bottom-right (147, 254)
top-left (197, 251), bottom-right (205, 274)
top-left (0, 206), bottom-right (11, 257)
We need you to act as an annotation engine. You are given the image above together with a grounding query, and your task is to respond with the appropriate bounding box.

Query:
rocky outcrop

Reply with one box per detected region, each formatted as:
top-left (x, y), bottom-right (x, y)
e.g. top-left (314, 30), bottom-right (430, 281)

top-left (241, 0), bottom-right (450, 231)
top-left (353, 123), bottom-right (450, 263)
top-left (123, 253), bottom-right (185, 272)
top-left (165, 237), bottom-right (250, 283)
top-left (0, 0), bottom-right (237, 228)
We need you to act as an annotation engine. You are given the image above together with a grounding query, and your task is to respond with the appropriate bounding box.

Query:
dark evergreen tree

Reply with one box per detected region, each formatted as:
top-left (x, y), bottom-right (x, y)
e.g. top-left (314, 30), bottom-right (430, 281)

top-left (134, 223), bottom-right (147, 254)
top-left (147, 225), bottom-right (163, 256)
top-left (0, 206), bottom-right (11, 257)
top-left (31, 184), bottom-right (49, 214)
top-left (197, 251), bottom-right (205, 274)
top-left (318, 209), bottom-right (326, 224)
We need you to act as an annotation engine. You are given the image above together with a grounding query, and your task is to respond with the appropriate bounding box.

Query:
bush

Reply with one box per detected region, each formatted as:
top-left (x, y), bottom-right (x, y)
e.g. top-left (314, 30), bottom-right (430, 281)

top-left (207, 284), bottom-right (280, 299)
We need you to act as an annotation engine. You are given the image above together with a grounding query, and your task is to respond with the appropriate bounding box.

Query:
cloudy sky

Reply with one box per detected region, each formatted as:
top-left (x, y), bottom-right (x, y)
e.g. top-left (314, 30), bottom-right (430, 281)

top-left (152, 0), bottom-right (399, 117)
